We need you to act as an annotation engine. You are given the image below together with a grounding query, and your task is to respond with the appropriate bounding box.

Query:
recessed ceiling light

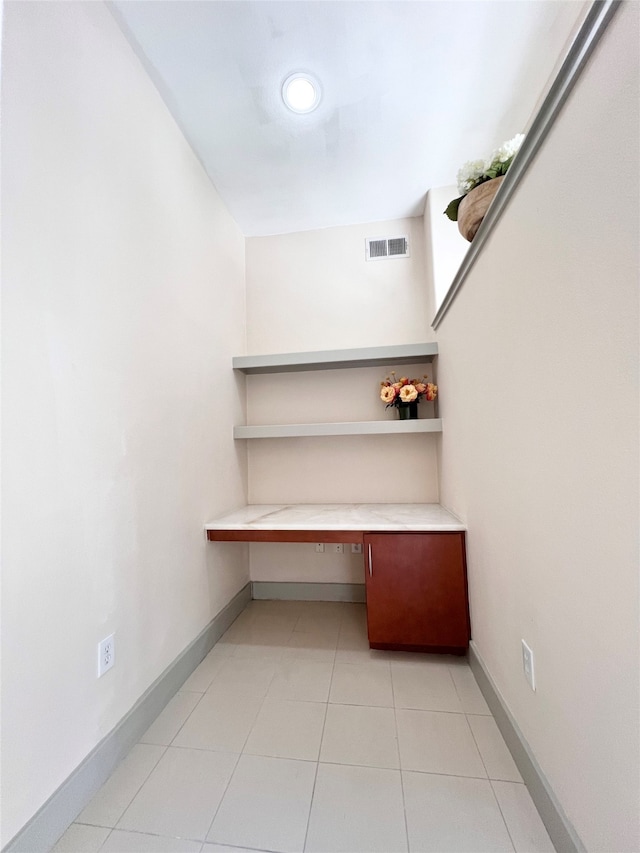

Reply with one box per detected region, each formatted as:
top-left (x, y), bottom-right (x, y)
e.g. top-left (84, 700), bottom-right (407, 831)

top-left (282, 72), bottom-right (321, 114)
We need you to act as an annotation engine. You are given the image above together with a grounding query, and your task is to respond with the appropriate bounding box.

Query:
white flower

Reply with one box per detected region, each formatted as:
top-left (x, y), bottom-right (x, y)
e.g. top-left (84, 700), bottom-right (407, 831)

top-left (456, 159), bottom-right (485, 195)
top-left (492, 133), bottom-right (525, 164)
top-left (456, 159), bottom-right (485, 193)
top-left (446, 134), bottom-right (526, 219)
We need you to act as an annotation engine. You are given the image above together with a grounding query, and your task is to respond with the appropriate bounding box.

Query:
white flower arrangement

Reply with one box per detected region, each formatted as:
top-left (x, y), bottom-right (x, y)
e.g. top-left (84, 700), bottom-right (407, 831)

top-left (445, 133), bottom-right (525, 221)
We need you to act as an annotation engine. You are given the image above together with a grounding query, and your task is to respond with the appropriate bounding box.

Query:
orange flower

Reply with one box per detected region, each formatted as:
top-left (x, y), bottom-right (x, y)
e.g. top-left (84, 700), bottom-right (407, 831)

top-left (414, 382), bottom-right (426, 394)
top-left (380, 386), bottom-right (397, 404)
top-left (425, 383), bottom-right (438, 401)
top-left (399, 384), bottom-right (418, 403)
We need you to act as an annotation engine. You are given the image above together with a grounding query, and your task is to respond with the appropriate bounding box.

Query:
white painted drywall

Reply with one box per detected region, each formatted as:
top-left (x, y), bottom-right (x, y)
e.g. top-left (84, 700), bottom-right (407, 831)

top-left (245, 219), bottom-right (438, 582)
top-left (1, 2), bottom-right (248, 843)
top-left (423, 185), bottom-right (469, 312)
top-left (435, 5), bottom-right (639, 851)
top-left (246, 217), bottom-right (433, 353)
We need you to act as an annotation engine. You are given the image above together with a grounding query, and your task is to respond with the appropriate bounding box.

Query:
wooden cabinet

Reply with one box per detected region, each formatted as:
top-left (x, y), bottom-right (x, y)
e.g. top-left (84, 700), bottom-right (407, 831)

top-left (364, 532), bottom-right (470, 654)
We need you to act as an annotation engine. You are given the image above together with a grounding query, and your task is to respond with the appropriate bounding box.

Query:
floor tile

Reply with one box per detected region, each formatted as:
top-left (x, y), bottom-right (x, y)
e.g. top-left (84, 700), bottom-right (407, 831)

top-left (207, 754), bottom-right (316, 853)
top-left (390, 651), bottom-right (457, 667)
top-left (336, 631), bottom-right (370, 652)
top-left (403, 771), bottom-right (514, 852)
top-left (391, 661), bottom-right (463, 712)
top-left (49, 604), bottom-right (552, 853)
top-left (295, 607), bottom-right (343, 635)
top-left (320, 704), bottom-right (399, 769)
top-left (220, 621), bottom-right (294, 649)
top-left (298, 601), bottom-right (347, 620)
top-left (396, 709), bottom-right (486, 777)
top-left (231, 641), bottom-right (287, 662)
top-left (100, 829), bottom-right (202, 852)
top-left (450, 665), bottom-right (492, 714)
top-left (77, 744), bottom-right (165, 827)
top-left (206, 657), bottom-right (277, 697)
top-left (139, 692), bottom-right (202, 746)
top-left (468, 715), bottom-right (523, 782)
top-left (305, 763), bottom-right (407, 852)
top-left (268, 658), bottom-right (334, 702)
top-left (329, 662), bottom-right (393, 707)
top-left (117, 747), bottom-right (237, 841)
top-left (245, 599), bottom-right (305, 616)
top-left (172, 691), bottom-right (262, 752)
top-left (293, 617), bottom-right (341, 640)
top-left (338, 603), bottom-right (367, 630)
top-left (284, 630), bottom-right (337, 661)
top-left (249, 611), bottom-right (300, 631)
top-left (50, 823), bottom-right (110, 853)
top-left (492, 781), bottom-right (555, 852)
top-left (181, 651), bottom-right (229, 693)
top-left (335, 643), bottom-right (398, 665)
top-left (243, 698), bottom-right (326, 761)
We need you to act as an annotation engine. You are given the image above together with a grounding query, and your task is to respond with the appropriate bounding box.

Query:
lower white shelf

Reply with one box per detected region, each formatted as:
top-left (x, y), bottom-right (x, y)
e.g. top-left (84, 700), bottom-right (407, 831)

top-left (233, 419), bottom-right (442, 439)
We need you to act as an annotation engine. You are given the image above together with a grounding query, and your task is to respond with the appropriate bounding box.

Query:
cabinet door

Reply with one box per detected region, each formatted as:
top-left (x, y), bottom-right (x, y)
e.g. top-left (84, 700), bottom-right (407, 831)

top-left (364, 532), bottom-right (470, 652)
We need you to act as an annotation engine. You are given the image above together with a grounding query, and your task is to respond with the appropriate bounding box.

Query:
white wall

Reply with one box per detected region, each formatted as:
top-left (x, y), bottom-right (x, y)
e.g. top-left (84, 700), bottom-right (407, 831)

top-left (434, 5), bottom-right (639, 851)
top-left (423, 185), bottom-right (469, 312)
top-left (1, 2), bottom-right (248, 844)
top-left (245, 219), bottom-right (438, 583)
top-left (246, 217), bottom-right (433, 353)
top-left (422, 4), bottom-right (590, 317)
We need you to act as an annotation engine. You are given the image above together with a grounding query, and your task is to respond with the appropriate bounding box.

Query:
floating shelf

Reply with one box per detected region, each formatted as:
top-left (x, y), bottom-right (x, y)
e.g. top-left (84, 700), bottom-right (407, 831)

top-left (233, 342), bottom-right (438, 374)
top-left (233, 419), bottom-right (442, 439)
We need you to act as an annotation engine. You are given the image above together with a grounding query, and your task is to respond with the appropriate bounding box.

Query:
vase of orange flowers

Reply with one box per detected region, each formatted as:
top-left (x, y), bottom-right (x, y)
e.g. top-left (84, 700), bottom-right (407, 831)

top-left (380, 373), bottom-right (438, 419)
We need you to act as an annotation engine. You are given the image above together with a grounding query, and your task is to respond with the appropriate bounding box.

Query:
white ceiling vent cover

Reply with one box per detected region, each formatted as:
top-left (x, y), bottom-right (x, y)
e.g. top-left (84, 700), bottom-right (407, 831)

top-left (365, 235), bottom-right (410, 261)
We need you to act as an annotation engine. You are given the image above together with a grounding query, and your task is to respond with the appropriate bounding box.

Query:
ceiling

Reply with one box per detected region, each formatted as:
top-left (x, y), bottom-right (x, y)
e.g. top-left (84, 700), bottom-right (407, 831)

top-left (110, 1), bottom-right (585, 237)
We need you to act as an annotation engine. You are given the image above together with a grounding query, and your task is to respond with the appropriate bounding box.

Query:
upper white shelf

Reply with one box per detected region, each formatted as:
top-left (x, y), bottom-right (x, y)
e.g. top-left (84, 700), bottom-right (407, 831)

top-left (233, 343), bottom-right (438, 374)
top-left (234, 419), bottom-right (442, 439)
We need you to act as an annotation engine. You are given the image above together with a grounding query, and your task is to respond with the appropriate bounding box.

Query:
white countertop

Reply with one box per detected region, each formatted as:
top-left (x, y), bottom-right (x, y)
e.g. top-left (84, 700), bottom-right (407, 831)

top-left (205, 503), bottom-right (465, 532)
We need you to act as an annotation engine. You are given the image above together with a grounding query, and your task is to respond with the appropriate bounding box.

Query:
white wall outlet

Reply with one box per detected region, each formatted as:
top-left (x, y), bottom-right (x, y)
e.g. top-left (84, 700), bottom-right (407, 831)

top-left (521, 639), bottom-right (535, 691)
top-left (314, 543), bottom-right (325, 553)
top-left (333, 544), bottom-right (344, 554)
top-left (351, 544), bottom-right (363, 554)
top-left (98, 634), bottom-right (115, 677)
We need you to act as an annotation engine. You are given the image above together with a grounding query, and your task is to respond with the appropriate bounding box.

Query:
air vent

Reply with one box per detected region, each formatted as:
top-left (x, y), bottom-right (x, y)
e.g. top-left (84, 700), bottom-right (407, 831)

top-left (365, 235), bottom-right (410, 261)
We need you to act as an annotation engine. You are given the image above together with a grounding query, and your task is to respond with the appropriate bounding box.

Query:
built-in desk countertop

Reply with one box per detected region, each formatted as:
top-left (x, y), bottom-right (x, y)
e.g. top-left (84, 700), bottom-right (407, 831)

top-left (205, 503), bottom-right (465, 543)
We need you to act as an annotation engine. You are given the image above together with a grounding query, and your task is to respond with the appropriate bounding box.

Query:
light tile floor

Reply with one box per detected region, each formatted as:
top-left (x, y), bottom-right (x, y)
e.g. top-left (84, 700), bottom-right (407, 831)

top-left (53, 601), bottom-right (555, 853)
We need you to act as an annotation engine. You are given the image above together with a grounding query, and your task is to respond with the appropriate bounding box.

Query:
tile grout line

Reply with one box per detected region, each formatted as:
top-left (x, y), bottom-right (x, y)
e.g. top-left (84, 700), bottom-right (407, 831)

top-left (94, 823), bottom-right (213, 847)
top-left (201, 644), bottom-right (281, 846)
top-left (465, 712), bottom-right (518, 852)
top-left (155, 686), bottom-right (208, 749)
top-left (301, 603), bottom-right (344, 852)
top-left (390, 659), bottom-right (412, 853)
top-left (488, 779), bottom-right (521, 853)
top-left (80, 743), bottom-right (168, 836)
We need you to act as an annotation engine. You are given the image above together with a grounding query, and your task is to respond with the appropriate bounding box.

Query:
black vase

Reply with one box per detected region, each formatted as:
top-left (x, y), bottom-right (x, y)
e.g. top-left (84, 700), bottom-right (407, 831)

top-left (397, 402), bottom-right (418, 420)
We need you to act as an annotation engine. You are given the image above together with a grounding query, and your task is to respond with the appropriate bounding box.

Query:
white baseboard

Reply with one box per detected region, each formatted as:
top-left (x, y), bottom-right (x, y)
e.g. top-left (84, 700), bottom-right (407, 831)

top-left (468, 641), bottom-right (585, 853)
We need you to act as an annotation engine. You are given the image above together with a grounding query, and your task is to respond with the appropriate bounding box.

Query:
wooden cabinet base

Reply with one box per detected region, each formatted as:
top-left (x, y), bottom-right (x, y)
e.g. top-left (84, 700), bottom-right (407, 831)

top-left (365, 532), bottom-right (470, 651)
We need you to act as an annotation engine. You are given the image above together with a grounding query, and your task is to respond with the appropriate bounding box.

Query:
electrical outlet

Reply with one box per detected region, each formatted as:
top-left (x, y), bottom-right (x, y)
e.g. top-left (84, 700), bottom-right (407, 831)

top-left (98, 634), bottom-right (115, 677)
top-left (333, 544), bottom-right (344, 554)
top-left (521, 639), bottom-right (535, 691)
top-left (351, 544), bottom-right (363, 554)
top-left (314, 543), bottom-right (325, 553)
